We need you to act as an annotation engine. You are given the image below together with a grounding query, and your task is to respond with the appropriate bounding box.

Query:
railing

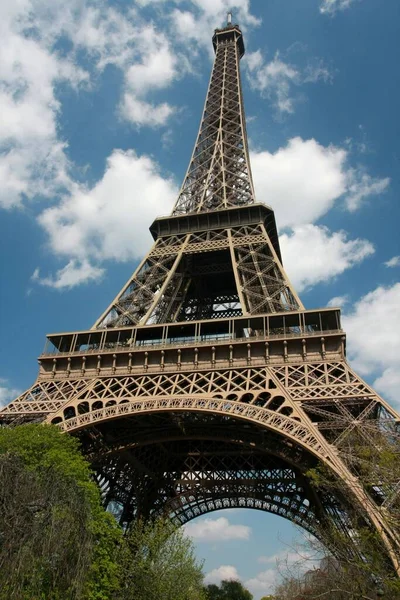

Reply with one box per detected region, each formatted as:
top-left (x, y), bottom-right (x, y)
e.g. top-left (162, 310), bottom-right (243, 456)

top-left (41, 308), bottom-right (342, 357)
top-left (39, 328), bottom-right (344, 361)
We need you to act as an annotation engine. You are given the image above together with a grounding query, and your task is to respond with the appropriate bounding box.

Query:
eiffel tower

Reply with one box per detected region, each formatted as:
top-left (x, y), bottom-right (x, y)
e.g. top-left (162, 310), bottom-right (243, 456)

top-left (2, 17), bottom-right (400, 572)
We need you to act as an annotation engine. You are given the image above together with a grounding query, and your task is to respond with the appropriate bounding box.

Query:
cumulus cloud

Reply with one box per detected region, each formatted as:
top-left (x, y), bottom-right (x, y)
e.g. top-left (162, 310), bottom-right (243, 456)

top-left (0, 0), bottom-right (190, 211)
top-left (118, 27), bottom-right (179, 126)
top-left (1, 3), bottom-right (388, 296)
top-left (385, 256), bottom-right (400, 268)
top-left (320, 0), bottom-right (361, 16)
top-left (246, 51), bottom-right (332, 114)
top-left (251, 137), bottom-right (390, 227)
top-left (0, 379), bottom-right (21, 407)
top-left (184, 517), bottom-right (251, 542)
top-left (280, 224), bottom-right (374, 292)
top-left (0, 0), bottom-right (88, 208)
top-left (345, 171), bottom-right (390, 211)
top-left (246, 51), bottom-right (299, 114)
top-left (245, 568), bottom-right (277, 597)
top-left (246, 549), bottom-right (318, 597)
top-left (374, 369), bottom-right (400, 409)
top-left (36, 149), bottom-right (177, 287)
top-left (35, 136), bottom-right (385, 290)
top-left (32, 260), bottom-right (105, 290)
top-left (171, 0), bottom-right (260, 53)
top-left (343, 283), bottom-right (400, 409)
top-left (327, 295), bottom-right (350, 308)
top-left (251, 138), bottom-right (346, 226)
top-left (204, 565), bottom-right (240, 585)
top-left (70, 7), bottom-right (185, 127)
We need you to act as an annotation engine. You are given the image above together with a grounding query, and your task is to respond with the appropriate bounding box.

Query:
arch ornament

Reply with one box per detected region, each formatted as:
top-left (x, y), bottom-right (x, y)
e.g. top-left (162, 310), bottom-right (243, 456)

top-left (51, 395), bottom-right (337, 465)
top-left (47, 394), bottom-right (400, 573)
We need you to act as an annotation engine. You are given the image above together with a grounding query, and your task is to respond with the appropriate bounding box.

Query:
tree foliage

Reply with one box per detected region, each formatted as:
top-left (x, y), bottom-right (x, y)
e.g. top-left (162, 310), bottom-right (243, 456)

top-left (0, 424), bottom-right (208, 600)
top-left (0, 424), bottom-right (121, 599)
top-left (204, 580), bottom-right (253, 600)
top-left (304, 424), bottom-right (400, 594)
top-left (116, 517), bottom-right (205, 600)
top-left (274, 554), bottom-right (400, 600)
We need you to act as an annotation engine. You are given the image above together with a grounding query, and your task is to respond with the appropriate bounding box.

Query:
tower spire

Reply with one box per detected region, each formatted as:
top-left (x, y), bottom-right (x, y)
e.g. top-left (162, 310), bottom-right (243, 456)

top-left (172, 21), bottom-right (255, 214)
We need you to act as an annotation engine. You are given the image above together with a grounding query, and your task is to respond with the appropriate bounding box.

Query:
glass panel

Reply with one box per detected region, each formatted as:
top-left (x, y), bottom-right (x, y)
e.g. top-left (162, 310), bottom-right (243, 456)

top-left (284, 313), bottom-right (301, 335)
top-left (269, 315), bottom-right (285, 336)
top-left (304, 312), bottom-right (321, 333)
top-left (320, 310), bottom-right (340, 331)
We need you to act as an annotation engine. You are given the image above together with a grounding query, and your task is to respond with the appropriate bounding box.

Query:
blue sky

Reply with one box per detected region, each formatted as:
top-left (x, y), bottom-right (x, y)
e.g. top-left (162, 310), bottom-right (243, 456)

top-left (1, 0), bottom-right (399, 596)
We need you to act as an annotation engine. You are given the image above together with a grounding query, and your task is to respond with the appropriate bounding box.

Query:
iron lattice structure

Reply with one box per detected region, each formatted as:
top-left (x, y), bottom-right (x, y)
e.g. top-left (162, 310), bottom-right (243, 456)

top-left (2, 21), bottom-right (400, 572)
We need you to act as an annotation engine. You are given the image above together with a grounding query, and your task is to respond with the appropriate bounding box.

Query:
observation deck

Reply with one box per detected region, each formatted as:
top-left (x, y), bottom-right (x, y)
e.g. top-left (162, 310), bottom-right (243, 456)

top-left (38, 308), bottom-right (345, 381)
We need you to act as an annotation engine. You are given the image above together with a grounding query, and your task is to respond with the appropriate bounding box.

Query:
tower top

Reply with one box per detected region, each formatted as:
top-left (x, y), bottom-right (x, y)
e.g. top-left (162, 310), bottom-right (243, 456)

top-left (212, 20), bottom-right (245, 57)
top-left (172, 15), bottom-right (251, 215)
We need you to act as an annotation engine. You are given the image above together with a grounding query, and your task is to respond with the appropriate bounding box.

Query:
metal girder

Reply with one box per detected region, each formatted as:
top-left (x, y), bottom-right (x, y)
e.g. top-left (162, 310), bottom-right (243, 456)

top-left (173, 28), bottom-right (255, 215)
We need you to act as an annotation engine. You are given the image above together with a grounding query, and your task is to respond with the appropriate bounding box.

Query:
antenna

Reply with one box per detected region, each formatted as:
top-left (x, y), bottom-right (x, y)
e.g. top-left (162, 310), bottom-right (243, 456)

top-left (227, 11), bottom-right (232, 25)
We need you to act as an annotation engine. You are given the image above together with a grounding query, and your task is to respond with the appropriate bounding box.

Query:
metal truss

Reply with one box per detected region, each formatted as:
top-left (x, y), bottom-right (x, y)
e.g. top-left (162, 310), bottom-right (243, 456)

top-left (94, 222), bottom-right (301, 328)
top-left (1, 20), bottom-right (400, 574)
top-left (172, 25), bottom-right (255, 215)
top-left (4, 348), bottom-right (399, 567)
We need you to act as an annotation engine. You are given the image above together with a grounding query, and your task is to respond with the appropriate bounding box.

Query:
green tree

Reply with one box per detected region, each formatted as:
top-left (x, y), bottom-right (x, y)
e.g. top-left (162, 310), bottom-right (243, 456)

top-left (304, 424), bottom-right (400, 596)
top-left (205, 584), bottom-right (221, 600)
top-left (0, 424), bottom-right (208, 600)
top-left (205, 579), bottom-right (253, 600)
top-left (116, 517), bottom-right (205, 600)
top-left (0, 424), bottom-right (121, 600)
top-left (273, 556), bottom-right (400, 600)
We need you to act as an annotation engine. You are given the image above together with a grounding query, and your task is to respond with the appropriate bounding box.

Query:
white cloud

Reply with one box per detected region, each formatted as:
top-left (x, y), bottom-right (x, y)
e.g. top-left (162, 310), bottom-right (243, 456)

top-left (184, 517), bottom-right (251, 542)
top-left (204, 565), bottom-right (240, 585)
top-left (304, 61), bottom-right (333, 84)
top-left (343, 283), bottom-right (400, 409)
top-left (251, 137), bottom-right (389, 227)
top-left (0, 379), bottom-right (21, 407)
top-left (385, 256), bottom-right (400, 268)
top-left (246, 549), bottom-right (318, 597)
top-left (327, 295), bottom-right (350, 308)
top-left (245, 568), bottom-right (277, 597)
top-left (171, 0), bottom-right (260, 53)
top-left (258, 548), bottom-right (317, 566)
top-left (374, 369), bottom-right (400, 408)
top-left (246, 52), bottom-right (332, 114)
top-left (345, 171), bottom-right (390, 211)
top-left (118, 27), bottom-right (179, 126)
top-left (0, 1), bottom-right (189, 210)
top-left (246, 51), bottom-right (299, 114)
top-left (33, 135), bottom-right (385, 290)
top-left (320, 0), bottom-right (361, 16)
top-left (121, 97), bottom-right (175, 127)
top-left (280, 225), bottom-right (374, 292)
top-left (69, 8), bottom-right (184, 127)
top-left (251, 138), bottom-right (346, 226)
top-left (37, 149), bottom-right (177, 287)
top-left (32, 260), bottom-right (105, 290)
top-left (0, 1), bottom-right (88, 208)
